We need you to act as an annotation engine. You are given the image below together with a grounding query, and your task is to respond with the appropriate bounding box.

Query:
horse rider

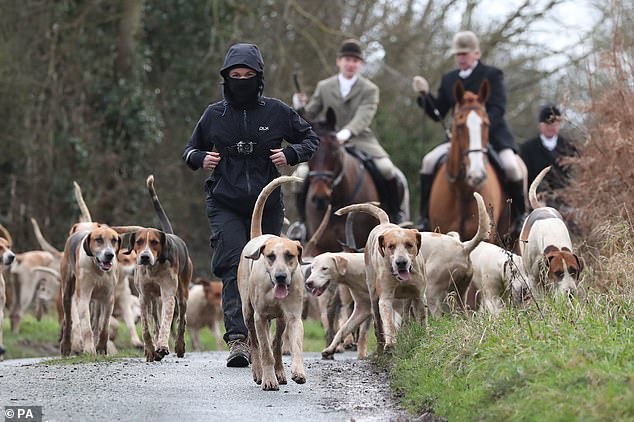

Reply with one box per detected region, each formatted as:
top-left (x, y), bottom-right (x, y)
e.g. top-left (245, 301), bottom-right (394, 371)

top-left (412, 30), bottom-right (526, 233)
top-left (289, 38), bottom-right (408, 239)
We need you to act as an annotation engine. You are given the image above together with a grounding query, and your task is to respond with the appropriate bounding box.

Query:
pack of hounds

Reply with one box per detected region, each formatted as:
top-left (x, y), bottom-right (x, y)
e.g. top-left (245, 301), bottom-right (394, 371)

top-left (0, 166), bottom-right (583, 392)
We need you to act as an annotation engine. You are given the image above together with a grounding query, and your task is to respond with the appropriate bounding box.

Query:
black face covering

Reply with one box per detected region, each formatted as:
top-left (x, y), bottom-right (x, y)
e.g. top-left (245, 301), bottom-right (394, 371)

top-left (225, 76), bottom-right (260, 108)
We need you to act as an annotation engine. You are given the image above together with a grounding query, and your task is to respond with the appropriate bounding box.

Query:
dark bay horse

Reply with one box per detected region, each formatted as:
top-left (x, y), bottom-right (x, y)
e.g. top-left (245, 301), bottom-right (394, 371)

top-left (304, 109), bottom-right (380, 255)
top-left (429, 80), bottom-right (505, 241)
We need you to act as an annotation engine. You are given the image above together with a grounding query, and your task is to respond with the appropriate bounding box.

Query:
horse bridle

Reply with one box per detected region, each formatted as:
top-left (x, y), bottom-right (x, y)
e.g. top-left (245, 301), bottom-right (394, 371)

top-left (307, 147), bottom-right (366, 208)
top-left (449, 104), bottom-right (489, 181)
top-left (307, 168), bottom-right (344, 188)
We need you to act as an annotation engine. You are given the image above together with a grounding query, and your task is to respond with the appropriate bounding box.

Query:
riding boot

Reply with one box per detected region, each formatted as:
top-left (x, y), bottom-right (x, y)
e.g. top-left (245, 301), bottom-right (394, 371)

top-left (416, 174), bottom-right (434, 231)
top-left (286, 186), bottom-right (308, 242)
top-left (383, 177), bottom-right (405, 224)
top-left (508, 180), bottom-right (527, 234)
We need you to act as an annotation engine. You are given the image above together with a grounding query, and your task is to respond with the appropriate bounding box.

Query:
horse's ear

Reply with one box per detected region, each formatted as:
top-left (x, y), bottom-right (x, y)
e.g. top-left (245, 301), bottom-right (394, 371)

top-left (325, 108), bottom-right (336, 131)
top-left (454, 80), bottom-right (465, 103)
top-left (478, 80), bottom-right (490, 103)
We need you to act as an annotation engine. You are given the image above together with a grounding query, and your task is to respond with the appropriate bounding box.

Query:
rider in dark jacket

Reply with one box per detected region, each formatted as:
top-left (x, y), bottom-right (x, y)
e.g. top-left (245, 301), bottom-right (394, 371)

top-left (182, 43), bottom-right (319, 367)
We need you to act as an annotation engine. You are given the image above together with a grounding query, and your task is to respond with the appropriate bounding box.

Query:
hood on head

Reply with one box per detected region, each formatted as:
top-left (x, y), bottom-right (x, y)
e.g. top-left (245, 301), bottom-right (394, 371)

top-left (220, 43), bottom-right (265, 105)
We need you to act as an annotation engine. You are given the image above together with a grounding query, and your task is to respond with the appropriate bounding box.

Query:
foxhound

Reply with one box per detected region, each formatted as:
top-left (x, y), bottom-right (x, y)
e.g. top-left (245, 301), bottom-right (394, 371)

top-left (127, 175), bottom-right (192, 362)
top-left (519, 166), bottom-right (583, 298)
top-left (238, 175), bottom-right (306, 391)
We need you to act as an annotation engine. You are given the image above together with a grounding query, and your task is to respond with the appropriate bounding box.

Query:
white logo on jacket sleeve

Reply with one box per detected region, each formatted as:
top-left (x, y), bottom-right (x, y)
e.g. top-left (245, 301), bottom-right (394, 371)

top-left (259, 126), bottom-right (269, 131)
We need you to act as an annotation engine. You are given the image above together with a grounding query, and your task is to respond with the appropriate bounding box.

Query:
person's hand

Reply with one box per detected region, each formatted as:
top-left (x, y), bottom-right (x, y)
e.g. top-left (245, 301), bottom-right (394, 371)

top-left (412, 75), bottom-right (429, 95)
top-left (203, 151), bottom-right (221, 170)
top-left (336, 128), bottom-right (352, 144)
top-left (270, 148), bottom-right (287, 167)
top-left (292, 93), bottom-right (307, 109)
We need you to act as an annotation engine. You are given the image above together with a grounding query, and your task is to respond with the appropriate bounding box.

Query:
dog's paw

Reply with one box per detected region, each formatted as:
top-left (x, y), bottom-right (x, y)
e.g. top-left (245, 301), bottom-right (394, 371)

top-left (276, 371), bottom-right (287, 385)
top-left (144, 349), bottom-right (156, 362)
top-left (60, 344), bottom-right (70, 357)
top-left (175, 342), bottom-right (185, 358)
top-left (261, 376), bottom-right (279, 391)
top-left (321, 350), bottom-right (335, 360)
top-left (291, 372), bottom-right (306, 384)
top-left (156, 346), bottom-right (170, 359)
top-left (0, 345), bottom-right (6, 356)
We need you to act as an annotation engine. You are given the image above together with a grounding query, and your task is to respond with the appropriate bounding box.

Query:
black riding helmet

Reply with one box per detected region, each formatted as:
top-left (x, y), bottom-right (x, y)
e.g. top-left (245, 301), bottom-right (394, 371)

top-left (220, 43), bottom-right (264, 106)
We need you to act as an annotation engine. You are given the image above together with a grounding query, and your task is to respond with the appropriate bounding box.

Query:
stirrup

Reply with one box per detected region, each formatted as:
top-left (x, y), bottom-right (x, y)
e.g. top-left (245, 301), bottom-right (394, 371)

top-left (286, 221), bottom-right (307, 242)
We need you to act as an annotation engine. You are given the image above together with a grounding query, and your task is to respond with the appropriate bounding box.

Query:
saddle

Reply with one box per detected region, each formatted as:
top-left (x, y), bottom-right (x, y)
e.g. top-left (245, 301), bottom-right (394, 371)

top-left (344, 145), bottom-right (404, 215)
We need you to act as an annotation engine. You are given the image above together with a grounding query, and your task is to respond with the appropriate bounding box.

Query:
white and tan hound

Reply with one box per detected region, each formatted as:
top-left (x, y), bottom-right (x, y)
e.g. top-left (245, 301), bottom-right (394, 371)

top-left (0, 224), bottom-right (16, 359)
top-left (59, 225), bottom-right (121, 355)
top-left (127, 175), bottom-right (191, 362)
top-left (519, 166), bottom-right (583, 297)
top-left (238, 175), bottom-right (306, 391)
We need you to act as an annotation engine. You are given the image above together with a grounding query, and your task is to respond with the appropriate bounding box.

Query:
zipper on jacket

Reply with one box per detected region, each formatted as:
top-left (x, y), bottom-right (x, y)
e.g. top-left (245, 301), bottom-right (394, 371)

top-left (243, 109), bottom-right (251, 194)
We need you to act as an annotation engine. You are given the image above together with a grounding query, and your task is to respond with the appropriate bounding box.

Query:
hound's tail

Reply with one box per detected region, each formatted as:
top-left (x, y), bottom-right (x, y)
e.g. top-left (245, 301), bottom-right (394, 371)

top-left (146, 175), bottom-right (174, 235)
top-left (73, 181), bottom-right (93, 223)
top-left (528, 165), bottom-right (551, 210)
top-left (0, 223), bottom-right (13, 248)
top-left (303, 204), bottom-right (332, 254)
top-left (461, 192), bottom-right (491, 254)
top-left (30, 218), bottom-right (62, 257)
top-left (31, 265), bottom-right (61, 279)
top-left (334, 202), bottom-right (390, 226)
top-left (250, 176), bottom-right (304, 239)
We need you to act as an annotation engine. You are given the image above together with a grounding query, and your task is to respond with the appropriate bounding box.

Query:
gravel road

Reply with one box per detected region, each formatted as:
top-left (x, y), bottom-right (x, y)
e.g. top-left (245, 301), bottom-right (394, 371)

top-left (0, 351), bottom-right (411, 422)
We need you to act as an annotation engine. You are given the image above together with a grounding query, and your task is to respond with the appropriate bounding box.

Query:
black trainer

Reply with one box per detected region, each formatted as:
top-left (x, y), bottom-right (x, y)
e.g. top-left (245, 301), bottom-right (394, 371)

top-left (226, 336), bottom-right (250, 368)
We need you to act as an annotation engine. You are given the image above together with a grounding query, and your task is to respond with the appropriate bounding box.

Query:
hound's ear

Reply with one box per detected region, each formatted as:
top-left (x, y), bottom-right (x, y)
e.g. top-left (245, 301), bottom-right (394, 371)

top-left (574, 254), bottom-right (585, 274)
top-left (124, 232), bottom-right (136, 255)
top-left (478, 79), bottom-right (490, 103)
top-left (158, 231), bottom-right (169, 263)
top-left (245, 244), bottom-right (265, 260)
top-left (82, 233), bottom-right (93, 257)
top-left (378, 234), bottom-right (386, 257)
top-left (115, 234), bottom-right (122, 253)
top-left (333, 255), bottom-right (348, 277)
top-left (454, 80), bottom-right (465, 103)
top-left (543, 245), bottom-right (560, 266)
top-left (294, 240), bottom-right (303, 265)
top-left (413, 229), bottom-right (422, 253)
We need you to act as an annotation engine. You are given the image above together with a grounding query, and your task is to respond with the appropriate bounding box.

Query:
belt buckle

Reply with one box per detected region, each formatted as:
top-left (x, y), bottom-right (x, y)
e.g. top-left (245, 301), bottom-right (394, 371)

top-left (236, 141), bottom-right (254, 155)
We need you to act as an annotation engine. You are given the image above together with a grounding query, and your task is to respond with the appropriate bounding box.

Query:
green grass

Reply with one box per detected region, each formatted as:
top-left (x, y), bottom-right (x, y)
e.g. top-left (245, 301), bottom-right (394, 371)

top-left (2, 313), bottom-right (332, 362)
top-left (388, 293), bottom-right (634, 421)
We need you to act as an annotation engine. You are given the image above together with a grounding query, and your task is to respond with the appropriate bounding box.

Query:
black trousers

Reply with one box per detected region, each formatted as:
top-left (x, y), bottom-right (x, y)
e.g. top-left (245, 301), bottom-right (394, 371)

top-left (206, 197), bottom-right (283, 344)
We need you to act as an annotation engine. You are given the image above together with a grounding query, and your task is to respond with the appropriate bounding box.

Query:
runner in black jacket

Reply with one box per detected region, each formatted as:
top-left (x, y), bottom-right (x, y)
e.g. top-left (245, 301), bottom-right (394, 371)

top-left (182, 43), bottom-right (319, 367)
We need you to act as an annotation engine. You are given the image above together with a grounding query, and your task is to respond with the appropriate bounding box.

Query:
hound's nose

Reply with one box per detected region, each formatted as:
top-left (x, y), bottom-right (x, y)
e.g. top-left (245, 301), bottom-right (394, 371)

top-left (305, 280), bottom-right (314, 290)
top-left (139, 254), bottom-right (151, 264)
top-left (103, 251), bottom-right (115, 262)
top-left (566, 288), bottom-right (577, 299)
top-left (275, 273), bottom-right (288, 284)
top-left (395, 258), bottom-right (409, 270)
top-left (6, 252), bottom-right (15, 265)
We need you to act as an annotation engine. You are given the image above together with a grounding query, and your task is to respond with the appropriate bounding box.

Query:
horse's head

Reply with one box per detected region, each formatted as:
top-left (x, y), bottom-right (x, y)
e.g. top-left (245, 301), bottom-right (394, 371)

top-left (307, 108), bottom-right (345, 211)
top-left (448, 80), bottom-right (490, 187)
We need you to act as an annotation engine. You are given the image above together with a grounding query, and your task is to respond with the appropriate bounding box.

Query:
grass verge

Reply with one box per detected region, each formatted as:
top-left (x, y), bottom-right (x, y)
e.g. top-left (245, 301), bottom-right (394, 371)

top-left (388, 293), bottom-right (634, 421)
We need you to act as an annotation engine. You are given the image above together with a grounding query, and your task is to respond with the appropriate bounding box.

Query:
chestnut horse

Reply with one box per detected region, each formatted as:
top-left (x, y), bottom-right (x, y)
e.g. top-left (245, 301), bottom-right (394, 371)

top-left (304, 109), bottom-right (379, 256)
top-left (429, 80), bottom-right (505, 241)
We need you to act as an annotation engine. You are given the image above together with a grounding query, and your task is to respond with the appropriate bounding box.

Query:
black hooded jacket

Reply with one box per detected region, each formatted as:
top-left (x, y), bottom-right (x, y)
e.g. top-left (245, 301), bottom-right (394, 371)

top-left (182, 43), bottom-right (319, 214)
